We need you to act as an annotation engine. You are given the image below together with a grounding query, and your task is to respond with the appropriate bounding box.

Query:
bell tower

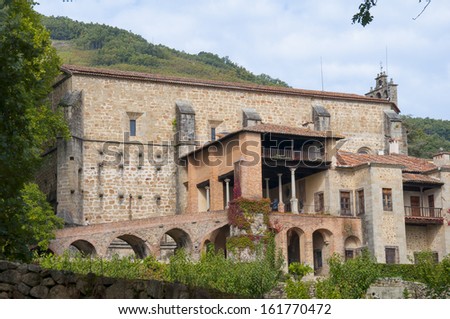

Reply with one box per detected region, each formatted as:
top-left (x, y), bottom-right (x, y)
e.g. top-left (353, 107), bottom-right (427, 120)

top-left (365, 70), bottom-right (398, 106)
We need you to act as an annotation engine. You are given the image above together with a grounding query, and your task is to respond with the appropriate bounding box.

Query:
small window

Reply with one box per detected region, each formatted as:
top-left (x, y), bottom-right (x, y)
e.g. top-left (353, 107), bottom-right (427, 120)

top-left (382, 188), bottom-right (392, 211)
top-left (357, 189), bottom-right (365, 215)
top-left (211, 127), bottom-right (216, 141)
top-left (385, 246), bottom-right (398, 264)
top-left (314, 192), bottom-right (324, 213)
top-left (340, 191), bottom-right (352, 216)
top-left (130, 119), bottom-right (136, 136)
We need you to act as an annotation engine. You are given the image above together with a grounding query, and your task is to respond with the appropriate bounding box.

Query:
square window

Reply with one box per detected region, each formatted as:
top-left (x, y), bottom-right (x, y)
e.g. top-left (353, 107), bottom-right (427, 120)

top-left (385, 246), bottom-right (398, 264)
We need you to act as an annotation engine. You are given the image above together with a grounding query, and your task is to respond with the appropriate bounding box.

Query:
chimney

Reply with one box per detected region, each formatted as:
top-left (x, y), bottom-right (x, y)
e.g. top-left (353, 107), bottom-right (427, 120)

top-left (389, 139), bottom-right (399, 155)
top-left (433, 151), bottom-right (450, 167)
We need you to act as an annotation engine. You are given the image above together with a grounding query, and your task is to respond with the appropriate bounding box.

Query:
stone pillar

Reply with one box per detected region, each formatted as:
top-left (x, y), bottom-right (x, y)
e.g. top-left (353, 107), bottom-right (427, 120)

top-left (224, 178), bottom-right (230, 209)
top-left (277, 173), bottom-right (285, 213)
top-left (205, 186), bottom-right (210, 211)
top-left (290, 167), bottom-right (298, 213)
top-left (265, 178), bottom-right (270, 199)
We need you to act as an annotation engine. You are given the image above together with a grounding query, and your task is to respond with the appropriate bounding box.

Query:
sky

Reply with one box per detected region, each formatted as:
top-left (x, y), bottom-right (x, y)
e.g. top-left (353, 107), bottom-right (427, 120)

top-left (35, 0), bottom-right (450, 120)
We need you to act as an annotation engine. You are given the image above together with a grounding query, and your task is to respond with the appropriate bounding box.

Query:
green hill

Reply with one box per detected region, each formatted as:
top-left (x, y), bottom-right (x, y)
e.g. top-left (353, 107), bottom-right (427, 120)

top-left (402, 116), bottom-right (450, 159)
top-left (41, 15), bottom-right (289, 87)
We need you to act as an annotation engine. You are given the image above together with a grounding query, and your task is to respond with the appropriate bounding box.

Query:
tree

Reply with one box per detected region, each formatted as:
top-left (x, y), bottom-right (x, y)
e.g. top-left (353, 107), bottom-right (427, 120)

top-left (353, 0), bottom-right (431, 26)
top-left (0, 0), bottom-right (68, 260)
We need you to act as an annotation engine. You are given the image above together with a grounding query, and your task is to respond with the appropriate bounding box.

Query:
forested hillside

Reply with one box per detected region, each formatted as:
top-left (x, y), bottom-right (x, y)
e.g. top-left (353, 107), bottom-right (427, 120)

top-left (40, 16), bottom-right (289, 87)
top-left (402, 116), bottom-right (450, 159)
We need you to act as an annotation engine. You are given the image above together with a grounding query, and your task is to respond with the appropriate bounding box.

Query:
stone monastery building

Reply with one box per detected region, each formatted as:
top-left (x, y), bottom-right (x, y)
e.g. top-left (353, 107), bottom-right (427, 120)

top-left (41, 65), bottom-right (450, 273)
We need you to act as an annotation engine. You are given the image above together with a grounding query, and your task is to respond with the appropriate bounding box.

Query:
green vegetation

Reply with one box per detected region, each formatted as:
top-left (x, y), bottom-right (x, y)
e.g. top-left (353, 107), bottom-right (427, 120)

top-left (402, 115), bottom-right (450, 158)
top-left (40, 15), bottom-right (289, 87)
top-left (0, 0), bottom-right (67, 261)
top-left (35, 252), bottom-right (166, 281)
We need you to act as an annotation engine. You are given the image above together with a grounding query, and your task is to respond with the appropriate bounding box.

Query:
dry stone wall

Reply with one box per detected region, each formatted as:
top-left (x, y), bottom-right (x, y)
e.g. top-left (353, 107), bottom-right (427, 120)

top-left (0, 260), bottom-right (232, 299)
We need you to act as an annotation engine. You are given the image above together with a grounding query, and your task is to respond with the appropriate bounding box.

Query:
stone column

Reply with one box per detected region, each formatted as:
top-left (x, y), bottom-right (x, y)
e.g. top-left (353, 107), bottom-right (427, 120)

top-left (265, 178), bottom-right (270, 199)
top-left (205, 186), bottom-right (210, 211)
top-left (224, 178), bottom-right (230, 209)
top-left (277, 173), bottom-right (285, 213)
top-left (290, 167), bottom-right (298, 213)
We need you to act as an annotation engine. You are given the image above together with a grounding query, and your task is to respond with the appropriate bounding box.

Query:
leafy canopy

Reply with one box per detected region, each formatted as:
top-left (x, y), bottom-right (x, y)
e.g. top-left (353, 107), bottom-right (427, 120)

top-left (0, 0), bottom-right (67, 261)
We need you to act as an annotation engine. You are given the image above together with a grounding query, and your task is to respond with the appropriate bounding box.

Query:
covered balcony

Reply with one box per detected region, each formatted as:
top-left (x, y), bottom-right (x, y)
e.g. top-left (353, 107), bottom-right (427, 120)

top-left (403, 173), bottom-right (444, 225)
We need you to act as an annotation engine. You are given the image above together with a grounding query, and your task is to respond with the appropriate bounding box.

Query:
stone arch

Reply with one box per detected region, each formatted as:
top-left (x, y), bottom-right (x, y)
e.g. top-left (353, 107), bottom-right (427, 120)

top-left (344, 235), bottom-right (362, 260)
top-left (160, 228), bottom-right (193, 261)
top-left (286, 227), bottom-right (305, 265)
top-left (69, 239), bottom-right (97, 257)
top-left (107, 234), bottom-right (150, 259)
top-left (312, 228), bottom-right (333, 275)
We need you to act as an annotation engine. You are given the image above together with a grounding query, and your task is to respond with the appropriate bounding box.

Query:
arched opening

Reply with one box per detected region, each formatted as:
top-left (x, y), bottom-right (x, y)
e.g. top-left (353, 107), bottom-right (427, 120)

top-left (107, 234), bottom-right (150, 259)
top-left (312, 229), bottom-right (333, 275)
top-left (357, 147), bottom-right (372, 155)
top-left (287, 228), bottom-right (305, 265)
top-left (160, 228), bottom-right (192, 262)
top-left (69, 240), bottom-right (96, 257)
top-left (344, 236), bottom-right (362, 261)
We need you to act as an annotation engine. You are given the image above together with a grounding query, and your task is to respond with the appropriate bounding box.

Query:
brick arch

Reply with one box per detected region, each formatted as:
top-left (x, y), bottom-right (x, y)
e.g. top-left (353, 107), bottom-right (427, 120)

top-left (159, 228), bottom-right (193, 260)
top-left (312, 228), bottom-right (334, 275)
top-left (286, 227), bottom-right (306, 265)
top-left (199, 225), bottom-right (230, 256)
top-left (69, 239), bottom-right (97, 256)
top-left (106, 234), bottom-right (152, 259)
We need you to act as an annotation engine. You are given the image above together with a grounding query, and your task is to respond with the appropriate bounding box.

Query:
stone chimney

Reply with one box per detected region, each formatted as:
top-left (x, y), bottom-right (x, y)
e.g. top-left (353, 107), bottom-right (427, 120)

top-left (389, 139), bottom-right (400, 155)
top-left (433, 151), bottom-right (450, 167)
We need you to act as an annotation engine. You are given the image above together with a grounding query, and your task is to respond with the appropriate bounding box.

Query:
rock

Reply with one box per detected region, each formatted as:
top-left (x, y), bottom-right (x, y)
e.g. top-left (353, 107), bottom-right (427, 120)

top-left (0, 283), bottom-right (13, 292)
top-left (12, 290), bottom-right (26, 299)
top-left (17, 283), bottom-right (31, 296)
top-left (0, 269), bottom-right (22, 284)
top-left (28, 264), bottom-right (41, 273)
top-left (17, 264), bottom-right (29, 274)
top-left (48, 285), bottom-right (69, 299)
top-left (30, 286), bottom-right (49, 299)
top-left (146, 280), bottom-right (163, 299)
top-left (41, 277), bottom-right (55, 287)
top-left (0, 292), bottom-right (9, 299)
top-left (50, 270), bottom-right (65, 284)
top-left (105, 281), bottom-right (135, 299)
top-left (76, 279), bottom-right (92, 296)
top-left (0, 261), bottom-right (18, 270)
top-left (22, 272), bottom-right (41, 287)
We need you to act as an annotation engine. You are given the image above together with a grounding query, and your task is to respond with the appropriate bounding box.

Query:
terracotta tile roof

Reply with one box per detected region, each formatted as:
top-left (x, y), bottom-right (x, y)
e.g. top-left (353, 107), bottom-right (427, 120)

top-left (337, 151), bottom-right (437, 172)
top-left (61, 64), bottom-right (398, 110)
top-left (243, 123), bottom-right (344, 139)
top-left (402, 173), bottom-right (443, 185)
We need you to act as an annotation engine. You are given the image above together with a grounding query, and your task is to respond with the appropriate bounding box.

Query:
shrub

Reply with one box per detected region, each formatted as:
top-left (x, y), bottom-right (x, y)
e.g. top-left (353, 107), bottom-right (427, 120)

top-left (285, 279), bottom-right (311, 299)
top-left (288, 262), bottom-right (313, 280)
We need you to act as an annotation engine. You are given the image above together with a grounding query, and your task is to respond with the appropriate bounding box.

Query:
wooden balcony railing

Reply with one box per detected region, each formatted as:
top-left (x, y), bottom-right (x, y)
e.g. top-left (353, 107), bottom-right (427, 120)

top-left (404, 206), bottom-right (444, 224)
top-left (262, 148), bottom-right (323, 161)
top-left (404, 206), bottom-right (442, 218)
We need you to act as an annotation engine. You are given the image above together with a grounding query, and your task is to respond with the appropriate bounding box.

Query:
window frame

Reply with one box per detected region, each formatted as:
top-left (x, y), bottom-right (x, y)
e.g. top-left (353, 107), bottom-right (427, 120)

top-left (382, 188), bottom-right (393, 211)
top-left (339, 190), bottom-right (352, 216)
top-left (356, 188), bottom-right (365, 215)
top-left (385, 246), bottom-right (399, 264)
top-left (129, 119), bottom-right (137, 137)
top-left (314, 191), bottom-right (325, 213)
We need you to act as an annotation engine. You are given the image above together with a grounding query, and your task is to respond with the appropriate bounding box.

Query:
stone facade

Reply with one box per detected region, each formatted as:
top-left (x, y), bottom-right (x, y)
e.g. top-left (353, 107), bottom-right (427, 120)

top-left (39, 65), bottom-right (450, 272)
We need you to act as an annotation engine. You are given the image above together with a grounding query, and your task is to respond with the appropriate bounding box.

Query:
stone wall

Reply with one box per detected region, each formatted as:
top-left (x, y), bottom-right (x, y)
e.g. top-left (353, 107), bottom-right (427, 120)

top-left (0, 260), bottom-right (231, 299)
top-left (366, 278), bottom-right (428, 299)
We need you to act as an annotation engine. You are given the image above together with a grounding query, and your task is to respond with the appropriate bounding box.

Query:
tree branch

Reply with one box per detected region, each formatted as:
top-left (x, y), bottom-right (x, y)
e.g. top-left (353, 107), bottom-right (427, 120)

top-left (413, 0), bottom-right (431, 21)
